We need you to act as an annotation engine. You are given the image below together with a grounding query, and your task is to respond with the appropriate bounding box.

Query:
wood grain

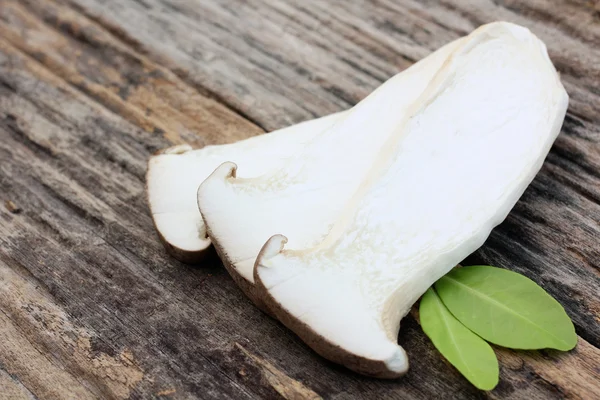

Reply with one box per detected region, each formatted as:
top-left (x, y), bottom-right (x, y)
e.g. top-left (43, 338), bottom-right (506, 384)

top-left (0, 0), bottom-right (598, 398)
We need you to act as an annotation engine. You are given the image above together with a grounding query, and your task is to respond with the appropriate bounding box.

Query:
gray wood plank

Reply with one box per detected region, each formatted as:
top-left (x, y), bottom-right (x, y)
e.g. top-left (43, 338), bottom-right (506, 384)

top-left (0, 0), bottom-right (599, 398)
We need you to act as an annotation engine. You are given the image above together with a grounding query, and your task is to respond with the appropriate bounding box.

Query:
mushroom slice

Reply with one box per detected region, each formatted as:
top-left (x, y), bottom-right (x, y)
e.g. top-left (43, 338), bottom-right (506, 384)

top-left (198, 37), bottom-right (464, 305)
top-left (147, 112), bottom-right (343, 264)
top-left (255, 22), bottom-right (568, 378)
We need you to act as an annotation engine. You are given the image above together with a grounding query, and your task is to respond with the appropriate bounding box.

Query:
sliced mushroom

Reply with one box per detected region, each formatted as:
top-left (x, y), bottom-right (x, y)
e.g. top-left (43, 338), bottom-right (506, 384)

top-left (254, 22), bottom-right (568, 377)
top-left (198, 37), bottom-right (464, 306)
top-left (147, 113), bottom-right (343, 264)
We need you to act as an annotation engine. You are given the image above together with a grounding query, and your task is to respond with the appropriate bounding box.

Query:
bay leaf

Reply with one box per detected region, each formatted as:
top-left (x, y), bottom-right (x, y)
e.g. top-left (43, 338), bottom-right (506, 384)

top-left (434, 265), bottom-right (577, 351)
top-left (420, 288), bottom-right (499, 390)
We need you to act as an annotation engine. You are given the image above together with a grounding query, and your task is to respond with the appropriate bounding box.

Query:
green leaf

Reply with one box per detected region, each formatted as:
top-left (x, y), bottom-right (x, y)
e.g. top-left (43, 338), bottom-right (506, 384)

top-left (420, 288), bottom-right (499, 390)
top-left (435, 265), bottom-right (577, 351)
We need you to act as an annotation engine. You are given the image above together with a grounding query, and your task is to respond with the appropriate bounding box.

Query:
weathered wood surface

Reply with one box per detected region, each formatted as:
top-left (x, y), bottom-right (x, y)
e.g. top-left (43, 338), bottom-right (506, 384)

top-left (0, 0), bottom-right (599, 398)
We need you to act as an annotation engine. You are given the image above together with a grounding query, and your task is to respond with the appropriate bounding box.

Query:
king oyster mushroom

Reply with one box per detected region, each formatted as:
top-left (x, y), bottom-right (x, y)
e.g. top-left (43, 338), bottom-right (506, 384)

top-left (254, 22), bottom-right (568, 377)
top-left (147, 112), bottom-right (343, 264)
top-left (198, 37), bottom-right (464, 307)
top-left (200, 22), bottom-right (568, 377)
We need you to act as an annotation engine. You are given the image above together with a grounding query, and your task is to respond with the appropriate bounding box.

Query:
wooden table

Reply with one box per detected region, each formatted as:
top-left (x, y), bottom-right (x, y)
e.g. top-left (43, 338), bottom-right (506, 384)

top-left (1, 0), bottom-right (599, 398)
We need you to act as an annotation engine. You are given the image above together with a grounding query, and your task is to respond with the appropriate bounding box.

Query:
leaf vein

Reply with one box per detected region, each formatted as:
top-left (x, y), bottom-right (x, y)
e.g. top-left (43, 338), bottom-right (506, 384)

top-left (433, 289), bottom-right (474, 377)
